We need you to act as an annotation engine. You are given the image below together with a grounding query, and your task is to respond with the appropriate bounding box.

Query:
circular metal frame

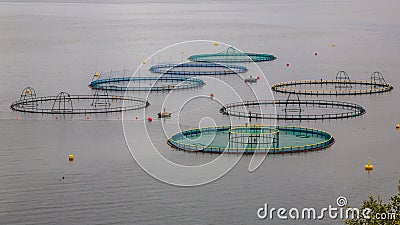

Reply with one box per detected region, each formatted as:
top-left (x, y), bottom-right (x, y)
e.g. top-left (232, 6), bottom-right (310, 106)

top-left (89, 76), bottom-right (204, 92)
top-left (11, 88), bottom-right (149, 114)
top-left (188, 47), bottom-right (276, 63)
top-left (220, 99), bottom-right (366, 120)
top-left (149, 62), bottom-right (248, 75)
top-left (167, 125), bottom-right (334, 154)
top-left (271, 71), bottom-right (393, 95)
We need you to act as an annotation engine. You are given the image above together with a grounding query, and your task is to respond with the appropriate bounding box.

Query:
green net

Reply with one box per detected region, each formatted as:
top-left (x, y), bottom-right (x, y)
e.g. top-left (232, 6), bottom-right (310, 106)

top-left (188, 47), bottom-right (276, 63)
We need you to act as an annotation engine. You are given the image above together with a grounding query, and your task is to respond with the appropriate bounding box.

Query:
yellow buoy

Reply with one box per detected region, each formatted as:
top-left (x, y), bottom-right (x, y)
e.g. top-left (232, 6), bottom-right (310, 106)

top-left (26, 88), bottom-right (30, 94)
top-left (214, 41), bottom-right (219, 46)
top-left (364, 159), bottom-right (373, 170)
top-left (142, 60), bottom-right (146, 64)
top-left (181, 51), bottom-right (184, 55)
top-left (331, 44), bottom-right (336, 47)
top-left (68, 154), bottom-right (74, 161)
top-left (93, 72), bottom-right (99, 78)
top-left (396, 124), bottom-right (400, 129)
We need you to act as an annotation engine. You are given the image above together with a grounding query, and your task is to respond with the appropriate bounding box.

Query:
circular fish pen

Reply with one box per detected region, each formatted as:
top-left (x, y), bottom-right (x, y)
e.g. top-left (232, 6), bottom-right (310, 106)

top-left (188, 47), bottom-right (276, 63)
top-left (272, 71), bottom-right (393, 95)
top-left (149, 62), bottom-right (248, 75)
top-left (10, 87), bottom-right (149, 114)
top-left (167, 125), bottom-right (334, 154)
top-left (89, 76), bottom-right (204, 92)
top-left (220, 94), bottom-right (366, 120)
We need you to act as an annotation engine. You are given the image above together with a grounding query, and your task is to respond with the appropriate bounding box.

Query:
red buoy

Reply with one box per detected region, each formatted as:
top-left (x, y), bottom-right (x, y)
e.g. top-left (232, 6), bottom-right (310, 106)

top-left (210, 93), bottom-right (214, 98)
top-left (286, 63), bottom-right (290, 67)
top-left (136, 116), bottom-right (138, 120)
top-left (55, 116), bottom-right (59, 120)
top-left (314, 52), bottom-right (318, 56)
top-left (148, 117), bottom-right (153, 122)
top-left (257, 76), bottom-right (260, 80)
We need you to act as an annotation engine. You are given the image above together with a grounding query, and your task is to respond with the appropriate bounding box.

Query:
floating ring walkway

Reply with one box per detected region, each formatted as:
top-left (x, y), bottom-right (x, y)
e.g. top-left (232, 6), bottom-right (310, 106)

top-left (89, 76), bottom-right (204, 92)
top-left (167, 125), bottom-right (334, 154)
top-left (10, 87), bottom-right (149, 114)
top-left (271, 71), bottom-right (393, 95)
top-left (149, 62), bottom-right (247, 75)
top-left (220, 99), bottom-right (366, 120)
top-left (188, 47), bottom-right (276, 63)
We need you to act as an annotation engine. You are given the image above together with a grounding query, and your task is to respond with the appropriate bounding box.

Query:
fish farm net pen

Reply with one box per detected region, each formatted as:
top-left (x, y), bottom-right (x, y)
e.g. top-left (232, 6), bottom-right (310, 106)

top-left (220, 98), bottom-right (366, 120)
top-left (271, 71), bottom-right (393, 96)
top-left (167, 125), bottom-right (334, 154)
top-left (10, 87), bottom-right (149, 114)
top-left (149, 62), bottom-right (248, 75)
top-left (89, 76), bottom-right (205, 92)
top-left (188, 47), bottom-right (276, 63)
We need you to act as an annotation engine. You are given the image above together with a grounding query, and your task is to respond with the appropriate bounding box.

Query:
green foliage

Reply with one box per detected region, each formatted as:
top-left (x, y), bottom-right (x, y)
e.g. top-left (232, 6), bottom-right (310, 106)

top-left (345, 180), bottom-right (400, 225)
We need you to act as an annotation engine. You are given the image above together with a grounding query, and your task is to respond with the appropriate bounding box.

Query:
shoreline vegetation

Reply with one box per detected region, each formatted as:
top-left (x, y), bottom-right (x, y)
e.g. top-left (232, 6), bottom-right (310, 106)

top-left (345, 180), bottom-right (400, 224)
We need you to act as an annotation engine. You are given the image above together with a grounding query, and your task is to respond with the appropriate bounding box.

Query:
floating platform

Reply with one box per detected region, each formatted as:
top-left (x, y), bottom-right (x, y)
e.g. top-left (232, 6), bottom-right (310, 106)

top-left (89, 76), bottom-right (204, 92)
top-left (10, 87), bottom-right (149, 114)
top-left (188, 47), bottom-right (276, 63)
top-left (149, 62), bottom-right (248, 75)
top-left (167, 125), bottom-right (334, 154)
top-left (271, 71), bottom-right (393, 96)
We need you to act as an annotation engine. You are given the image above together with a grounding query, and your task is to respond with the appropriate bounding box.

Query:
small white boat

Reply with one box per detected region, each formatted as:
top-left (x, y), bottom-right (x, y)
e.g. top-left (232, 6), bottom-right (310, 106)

top-left (158, 108), bottom-right (172, 118)
top-left (245, 75), bottom-right (257, 83)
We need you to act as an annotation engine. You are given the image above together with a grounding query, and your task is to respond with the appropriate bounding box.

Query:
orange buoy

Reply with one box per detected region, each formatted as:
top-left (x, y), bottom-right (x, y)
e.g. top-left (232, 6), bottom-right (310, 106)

top-left (148, 117), bottom-right (153, 122)
top-left (86, 116), bottom-right (90, 120)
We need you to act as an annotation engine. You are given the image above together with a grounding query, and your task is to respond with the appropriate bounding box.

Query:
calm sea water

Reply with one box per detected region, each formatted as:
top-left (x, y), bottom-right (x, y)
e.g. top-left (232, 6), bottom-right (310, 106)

top-left (1, 1), bottom-right (400, 224)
